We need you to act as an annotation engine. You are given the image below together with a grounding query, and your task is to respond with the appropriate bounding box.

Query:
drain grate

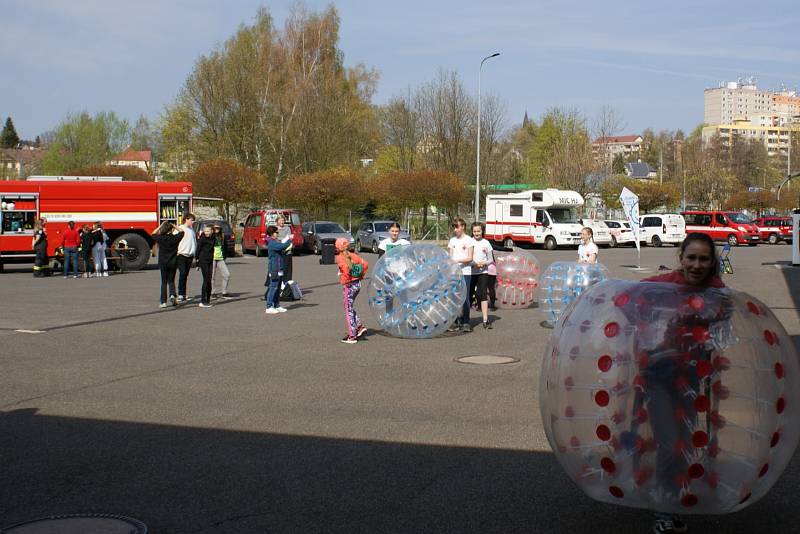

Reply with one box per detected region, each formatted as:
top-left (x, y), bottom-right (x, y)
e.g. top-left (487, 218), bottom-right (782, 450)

top-left (1, 513), bottom-right (147, 534)
top-left (455, 355), bottom-right (520, 365)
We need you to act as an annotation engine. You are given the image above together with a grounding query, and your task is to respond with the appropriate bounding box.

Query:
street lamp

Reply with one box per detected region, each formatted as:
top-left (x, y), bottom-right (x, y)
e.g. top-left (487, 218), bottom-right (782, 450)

top-left (475, 52), bottom-right (500, 222)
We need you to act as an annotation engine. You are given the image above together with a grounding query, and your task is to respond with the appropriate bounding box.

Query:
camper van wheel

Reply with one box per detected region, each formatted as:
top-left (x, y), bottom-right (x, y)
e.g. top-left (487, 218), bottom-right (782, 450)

top-left (728, 234), bottom-right (738, 247)
top-left (504, 238), bottom-right (514, 249)
top-left (113, 233), bottom-right (151, 271)
top-left (544, 236), bottom-right (557, 250)
top-left (651, 235), bottom-right (662, 247)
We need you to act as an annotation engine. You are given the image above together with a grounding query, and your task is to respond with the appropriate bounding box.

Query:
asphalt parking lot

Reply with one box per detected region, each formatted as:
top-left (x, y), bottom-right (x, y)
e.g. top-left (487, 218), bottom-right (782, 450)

top-left (1, 243), bottom-right (799, 533)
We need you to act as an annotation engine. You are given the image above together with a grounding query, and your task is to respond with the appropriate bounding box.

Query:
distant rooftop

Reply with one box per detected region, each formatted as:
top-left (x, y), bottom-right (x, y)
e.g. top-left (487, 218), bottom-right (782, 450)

top-left (593, 135), bottom-right (642, 145)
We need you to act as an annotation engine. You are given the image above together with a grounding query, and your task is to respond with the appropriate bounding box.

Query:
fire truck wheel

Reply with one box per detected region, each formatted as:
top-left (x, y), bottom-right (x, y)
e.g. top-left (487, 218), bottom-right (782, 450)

top-left (113, 233), bottom-right (151, 271)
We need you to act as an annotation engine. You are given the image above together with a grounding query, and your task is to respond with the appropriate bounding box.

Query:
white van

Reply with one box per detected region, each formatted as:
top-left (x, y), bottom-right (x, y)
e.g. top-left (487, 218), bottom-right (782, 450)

top-left (485, 189), bottom-right (584, 250)
top-left (578, 219), bottom-right (613, 246)
top-left (639, 213), bottom-right (686, 246)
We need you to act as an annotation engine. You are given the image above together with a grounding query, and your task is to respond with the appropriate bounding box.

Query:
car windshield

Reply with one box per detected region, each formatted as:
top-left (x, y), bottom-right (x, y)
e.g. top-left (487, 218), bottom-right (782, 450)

top-left (316, 223), bottom-right (346, 233)
top-left (727, 213), bottom-right (752, 224)
top-left (547, 209), bottom-right (578, 224)
top-left (290, 213), bottom-right (301, 225)
top-left (373, 222), bottom-right (396, 232)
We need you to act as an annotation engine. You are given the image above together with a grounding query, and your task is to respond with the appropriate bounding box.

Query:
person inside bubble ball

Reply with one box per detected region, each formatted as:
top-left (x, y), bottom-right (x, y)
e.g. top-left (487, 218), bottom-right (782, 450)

top-left (577, 227), bottom-right (598, 264)
top-left (637, 233), bottom-right (727, 534)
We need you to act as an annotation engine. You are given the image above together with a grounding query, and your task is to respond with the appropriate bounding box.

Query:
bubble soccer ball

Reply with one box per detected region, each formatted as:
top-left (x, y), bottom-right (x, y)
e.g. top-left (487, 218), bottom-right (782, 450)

top-left (540, 261), bottom-right (609, 326)
top-left (540, 279), bottom-right (800, 514)
top-left (367, 244), bottom-right (467, 338)
top-left (494, 250), bottom-right (540, 309)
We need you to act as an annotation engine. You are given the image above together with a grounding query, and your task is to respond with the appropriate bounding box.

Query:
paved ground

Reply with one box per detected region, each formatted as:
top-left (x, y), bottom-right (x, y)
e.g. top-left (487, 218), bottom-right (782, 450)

top-left (1, 244), bottom-right (799, 533)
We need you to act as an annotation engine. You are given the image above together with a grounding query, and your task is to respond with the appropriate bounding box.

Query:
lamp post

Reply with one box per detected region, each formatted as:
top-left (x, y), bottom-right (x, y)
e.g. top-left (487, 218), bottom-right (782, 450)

top-left (475, 52), bottom-right (500, 222)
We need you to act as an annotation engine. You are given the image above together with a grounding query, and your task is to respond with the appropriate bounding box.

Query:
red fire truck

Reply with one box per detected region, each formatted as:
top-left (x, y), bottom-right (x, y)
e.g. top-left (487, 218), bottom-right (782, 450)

top-left (0, 176), bottom-right (192, 271)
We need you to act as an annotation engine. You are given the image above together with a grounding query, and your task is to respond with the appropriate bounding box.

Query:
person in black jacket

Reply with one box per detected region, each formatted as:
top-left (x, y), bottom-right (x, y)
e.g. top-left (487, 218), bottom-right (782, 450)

top-left (151, 222), bottom-right (185, 308)
top-left (31, 218), bottom-right (49, 277)
top-left (79, 224), bottom-right (95, 278)
top-left (195, 225), bottom-right (216, 308)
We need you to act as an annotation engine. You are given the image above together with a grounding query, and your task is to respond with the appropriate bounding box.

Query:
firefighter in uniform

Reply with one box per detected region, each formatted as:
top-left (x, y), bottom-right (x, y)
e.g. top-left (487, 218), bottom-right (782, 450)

top-left (32, 218), bottom-right (50, 277)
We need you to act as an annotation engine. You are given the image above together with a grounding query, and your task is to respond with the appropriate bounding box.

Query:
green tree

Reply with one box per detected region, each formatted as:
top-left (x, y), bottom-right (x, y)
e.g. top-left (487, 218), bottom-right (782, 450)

top-left (1, 117), bottom-right (20, 148)
top-left (612, 154), bottom-right (626, 174)
top-left (40, 111), bottom-right (131, 174)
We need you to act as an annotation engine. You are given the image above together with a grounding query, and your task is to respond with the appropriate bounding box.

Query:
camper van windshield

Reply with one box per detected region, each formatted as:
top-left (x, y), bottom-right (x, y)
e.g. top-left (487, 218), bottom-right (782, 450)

top-left (548, 208), bottom-right (578, 224)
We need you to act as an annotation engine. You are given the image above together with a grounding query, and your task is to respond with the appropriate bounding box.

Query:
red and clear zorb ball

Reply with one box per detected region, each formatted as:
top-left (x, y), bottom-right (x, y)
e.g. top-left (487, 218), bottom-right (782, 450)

top-left (494, 250), bottom-right (540, 309)
top-left (539, 279), bottom-right (800, 514)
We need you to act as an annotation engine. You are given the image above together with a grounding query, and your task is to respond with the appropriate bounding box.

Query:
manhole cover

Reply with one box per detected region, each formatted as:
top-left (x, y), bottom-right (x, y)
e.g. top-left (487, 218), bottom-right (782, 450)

top-left (455, 355), bottom-right (520, 365)
top-left (2, 514), bottom-right (147, 534)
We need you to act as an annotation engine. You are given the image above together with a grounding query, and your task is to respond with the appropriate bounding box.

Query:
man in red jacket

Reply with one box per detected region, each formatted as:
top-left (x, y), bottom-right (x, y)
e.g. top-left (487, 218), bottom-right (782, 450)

top-left (61, 221), bottom-right (80, 278)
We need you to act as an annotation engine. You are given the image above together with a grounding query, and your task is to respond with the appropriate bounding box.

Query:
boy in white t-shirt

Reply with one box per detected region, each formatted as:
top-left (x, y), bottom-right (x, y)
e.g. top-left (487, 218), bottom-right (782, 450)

top-left (470, 222), bottom-right (495, 329)
top-left (577, 227), bottom-right (598, 264)
top-left (377, 222), bottom-right (410, 257)
top-left (447, 218), bottom-right (474, 332)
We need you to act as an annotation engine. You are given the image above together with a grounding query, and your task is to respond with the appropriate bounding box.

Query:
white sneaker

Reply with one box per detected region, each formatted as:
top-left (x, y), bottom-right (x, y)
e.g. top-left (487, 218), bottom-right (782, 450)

top-left (265, 307), bottom-right (279, 314)
top-left (102, 272), bottom-right (109, 277)
top-left (276, 307), bottom-right (288, 313)
top-left (199, 303), bottom-right (213, 308)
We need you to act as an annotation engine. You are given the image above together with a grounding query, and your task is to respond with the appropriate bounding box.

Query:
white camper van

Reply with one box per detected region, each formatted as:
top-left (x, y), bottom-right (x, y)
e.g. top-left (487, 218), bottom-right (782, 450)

top-left (485, 189), bottom-right (585, 250)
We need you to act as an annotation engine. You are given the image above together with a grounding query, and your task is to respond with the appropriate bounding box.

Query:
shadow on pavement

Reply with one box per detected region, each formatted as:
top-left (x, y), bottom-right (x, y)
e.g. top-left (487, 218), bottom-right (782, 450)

top-left (1, 408), bottom-right (797, 534)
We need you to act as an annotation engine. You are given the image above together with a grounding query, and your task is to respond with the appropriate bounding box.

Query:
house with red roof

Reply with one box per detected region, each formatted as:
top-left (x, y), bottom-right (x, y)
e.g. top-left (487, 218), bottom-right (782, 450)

top-left (592, 134), bottom-right (643, 161)
top-left (1, 147), bottom-right (45, 179)
top-left (107, 146), bottom-right (152, 173)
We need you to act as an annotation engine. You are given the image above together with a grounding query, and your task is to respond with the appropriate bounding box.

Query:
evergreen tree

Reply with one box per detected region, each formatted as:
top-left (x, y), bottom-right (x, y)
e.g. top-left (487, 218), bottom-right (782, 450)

top-left (0, 117), bottom-right (20, 148)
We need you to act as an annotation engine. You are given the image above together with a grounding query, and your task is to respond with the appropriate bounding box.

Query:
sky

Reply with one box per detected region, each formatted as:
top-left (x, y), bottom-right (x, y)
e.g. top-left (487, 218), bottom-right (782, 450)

top-left (2, 0), bottom-right (799, 140)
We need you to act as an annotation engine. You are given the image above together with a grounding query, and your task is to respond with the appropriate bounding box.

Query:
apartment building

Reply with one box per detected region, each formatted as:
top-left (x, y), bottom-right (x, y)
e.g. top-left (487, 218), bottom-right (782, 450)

top-left (703, 78), bottom-right (800, 159)
top-left (592, 135), bottom-right (643, 160)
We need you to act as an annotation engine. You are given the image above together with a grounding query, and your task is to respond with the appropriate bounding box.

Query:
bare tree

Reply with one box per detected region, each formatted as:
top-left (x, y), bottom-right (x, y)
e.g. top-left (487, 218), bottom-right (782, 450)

top-left (592, 105), bottom-right (626, 175)
top-left (380, 89), bottom-right (423, 172)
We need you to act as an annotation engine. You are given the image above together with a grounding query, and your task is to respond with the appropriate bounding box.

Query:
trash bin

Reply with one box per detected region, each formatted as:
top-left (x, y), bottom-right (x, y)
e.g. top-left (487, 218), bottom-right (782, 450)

top-left (320, 242), bottom-right (336, 265)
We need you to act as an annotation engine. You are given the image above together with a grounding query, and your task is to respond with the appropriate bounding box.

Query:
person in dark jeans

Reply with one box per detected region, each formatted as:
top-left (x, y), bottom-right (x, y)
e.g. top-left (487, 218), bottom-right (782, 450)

top-left (61, 220), bottom-right (80, 278)
top-left (195, 225), bottom-right (216, 308)
top-left (151, 222), bottom-right (184, 308)
top-left (176, 213), bottom-right (196, 301)
top-left (79, 224), bottom-right (94, 277)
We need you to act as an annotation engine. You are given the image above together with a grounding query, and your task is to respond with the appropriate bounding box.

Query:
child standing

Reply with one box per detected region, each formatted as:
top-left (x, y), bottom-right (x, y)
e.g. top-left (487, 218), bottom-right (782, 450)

top-left (265, 225), bottom-right (292, 314)
top-left (470, 222), bottom-right (494, 329)
top-left (79, 224), bottom-right (95, 277)
top-left (195, 225), bottom-right (216, 308)
top-left (336, 237), bottom-right (368, 344)
top-left (447, 218), bottom-right (475, 332)
top-left (92, 222), bottom-right (109, 277)
top-left (212, 224), bottom-right (231, 299)
top-left (377, 222), bottom-right (410, 257)
top-left (577, 227), bottom-right (598, 264)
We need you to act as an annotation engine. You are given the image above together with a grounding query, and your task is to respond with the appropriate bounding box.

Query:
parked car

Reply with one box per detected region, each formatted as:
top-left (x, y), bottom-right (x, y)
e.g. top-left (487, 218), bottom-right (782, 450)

top-left (603, 220), bottom-right (636, 247)
top-left (301, 221), bottom-right (354, 254)
top-left (639, 213), bottom-right (686, 247)
top-left (240, 209), bottom-right (303, 257)
top-left (682, 210), bottom-right (759, 246)
top-left (752, 216), bottom-right (793, 244)
top-left (577, 219), bottom-right (612, 247)
top-left (355, 221), bottom-right (411, 253)
top-left (193, 219), bottom-right (235, 257)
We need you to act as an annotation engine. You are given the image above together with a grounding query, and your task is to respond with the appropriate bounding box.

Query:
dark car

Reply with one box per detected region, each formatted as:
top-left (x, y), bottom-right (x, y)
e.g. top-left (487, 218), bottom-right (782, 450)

top-left (301, 221), bottom-right (354, 254)
top-left (193, 219), bottom-right (236, 257)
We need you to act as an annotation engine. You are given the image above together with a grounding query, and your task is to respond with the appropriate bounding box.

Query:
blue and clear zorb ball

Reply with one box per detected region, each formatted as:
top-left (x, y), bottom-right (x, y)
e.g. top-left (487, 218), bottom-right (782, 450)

top-left (540, 261), bottom-right (609, 327)
top-left (367, 244), bottom-right (467, 338)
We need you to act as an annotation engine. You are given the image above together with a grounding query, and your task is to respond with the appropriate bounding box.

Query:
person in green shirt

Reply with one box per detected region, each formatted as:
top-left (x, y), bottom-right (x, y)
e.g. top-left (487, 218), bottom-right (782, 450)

top-left (212, 225), bottom-right (231, 299)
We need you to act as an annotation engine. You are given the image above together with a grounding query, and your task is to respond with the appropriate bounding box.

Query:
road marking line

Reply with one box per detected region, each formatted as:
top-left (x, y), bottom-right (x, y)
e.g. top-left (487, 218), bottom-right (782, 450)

top-left (14, 329), bottom-right (46, 334)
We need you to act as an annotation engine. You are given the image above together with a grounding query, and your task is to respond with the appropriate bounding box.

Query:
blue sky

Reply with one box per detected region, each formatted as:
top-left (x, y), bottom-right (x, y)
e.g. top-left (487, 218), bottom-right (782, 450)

top-left (2, 0), bottom-right (799, 140)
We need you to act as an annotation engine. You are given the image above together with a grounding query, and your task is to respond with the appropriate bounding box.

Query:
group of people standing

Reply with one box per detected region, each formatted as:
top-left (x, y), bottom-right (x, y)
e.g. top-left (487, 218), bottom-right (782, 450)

top-left (448, 218), bottom-right (496, 332)
top-left (40, 219), bottom-right (111, 278)
top-left (152, 213), bottom-right (231, 308)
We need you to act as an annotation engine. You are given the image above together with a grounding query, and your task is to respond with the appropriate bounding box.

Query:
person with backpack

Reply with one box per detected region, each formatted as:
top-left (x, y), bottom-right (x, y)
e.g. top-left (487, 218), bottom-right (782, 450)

top-left (335, 237), bottom-right (368, 344)
top-left (79, 224), bottom-right (95, 278)
top-left (91, 221), bottom-right (109, 277)
top-left (151, 222), bottom-right (184, 308)
top-left (265, 225), bottom-right (292, 314)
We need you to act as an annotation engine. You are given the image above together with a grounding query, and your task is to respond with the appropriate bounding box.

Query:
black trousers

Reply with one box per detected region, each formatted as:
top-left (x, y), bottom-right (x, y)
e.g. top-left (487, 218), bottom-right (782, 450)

top-left (177, 255), bottom-right (194, 297)
top-left (284, 254), bottom-right (293, 280)
top-left (160, 265), bottom-right (177, 304)
top-left (199, 261), bottom-right (213, 304)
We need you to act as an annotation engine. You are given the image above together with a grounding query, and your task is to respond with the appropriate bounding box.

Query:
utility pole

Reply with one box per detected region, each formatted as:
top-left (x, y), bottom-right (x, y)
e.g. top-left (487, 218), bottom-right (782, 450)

top-left (659, 148), bottom-right (663, 185)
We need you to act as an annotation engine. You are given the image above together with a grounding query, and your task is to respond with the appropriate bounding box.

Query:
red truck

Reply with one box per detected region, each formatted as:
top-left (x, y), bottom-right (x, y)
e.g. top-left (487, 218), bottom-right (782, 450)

top-left (0, 176), bottom-right (192, 271)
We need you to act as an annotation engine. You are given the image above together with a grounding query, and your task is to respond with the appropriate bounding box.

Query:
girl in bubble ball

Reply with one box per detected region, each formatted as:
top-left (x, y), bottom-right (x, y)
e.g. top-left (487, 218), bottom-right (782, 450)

top-left (634, 233), bottom-right (727, 534)
top-left (336, 237), bottom-right (369, 344)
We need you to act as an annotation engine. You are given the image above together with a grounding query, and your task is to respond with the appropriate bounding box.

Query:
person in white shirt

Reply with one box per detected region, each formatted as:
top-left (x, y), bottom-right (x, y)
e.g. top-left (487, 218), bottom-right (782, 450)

top-left (378, 222), bottom-right (410, 257)
top-left (577, 227), bottom-right (598, 264)
top-left (470, 222), bottom-right (495, 329)
top-left (176, 213), bottom-right (197, 301)
top-left (447, 218), bottom-right (475, 332)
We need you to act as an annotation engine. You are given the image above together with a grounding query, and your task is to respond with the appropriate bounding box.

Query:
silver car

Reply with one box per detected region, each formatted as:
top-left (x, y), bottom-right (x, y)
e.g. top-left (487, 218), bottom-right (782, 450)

top-left (355, 220), bottom-right (411, 254)
top-left (301, 221), bottom-right (354, 254)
